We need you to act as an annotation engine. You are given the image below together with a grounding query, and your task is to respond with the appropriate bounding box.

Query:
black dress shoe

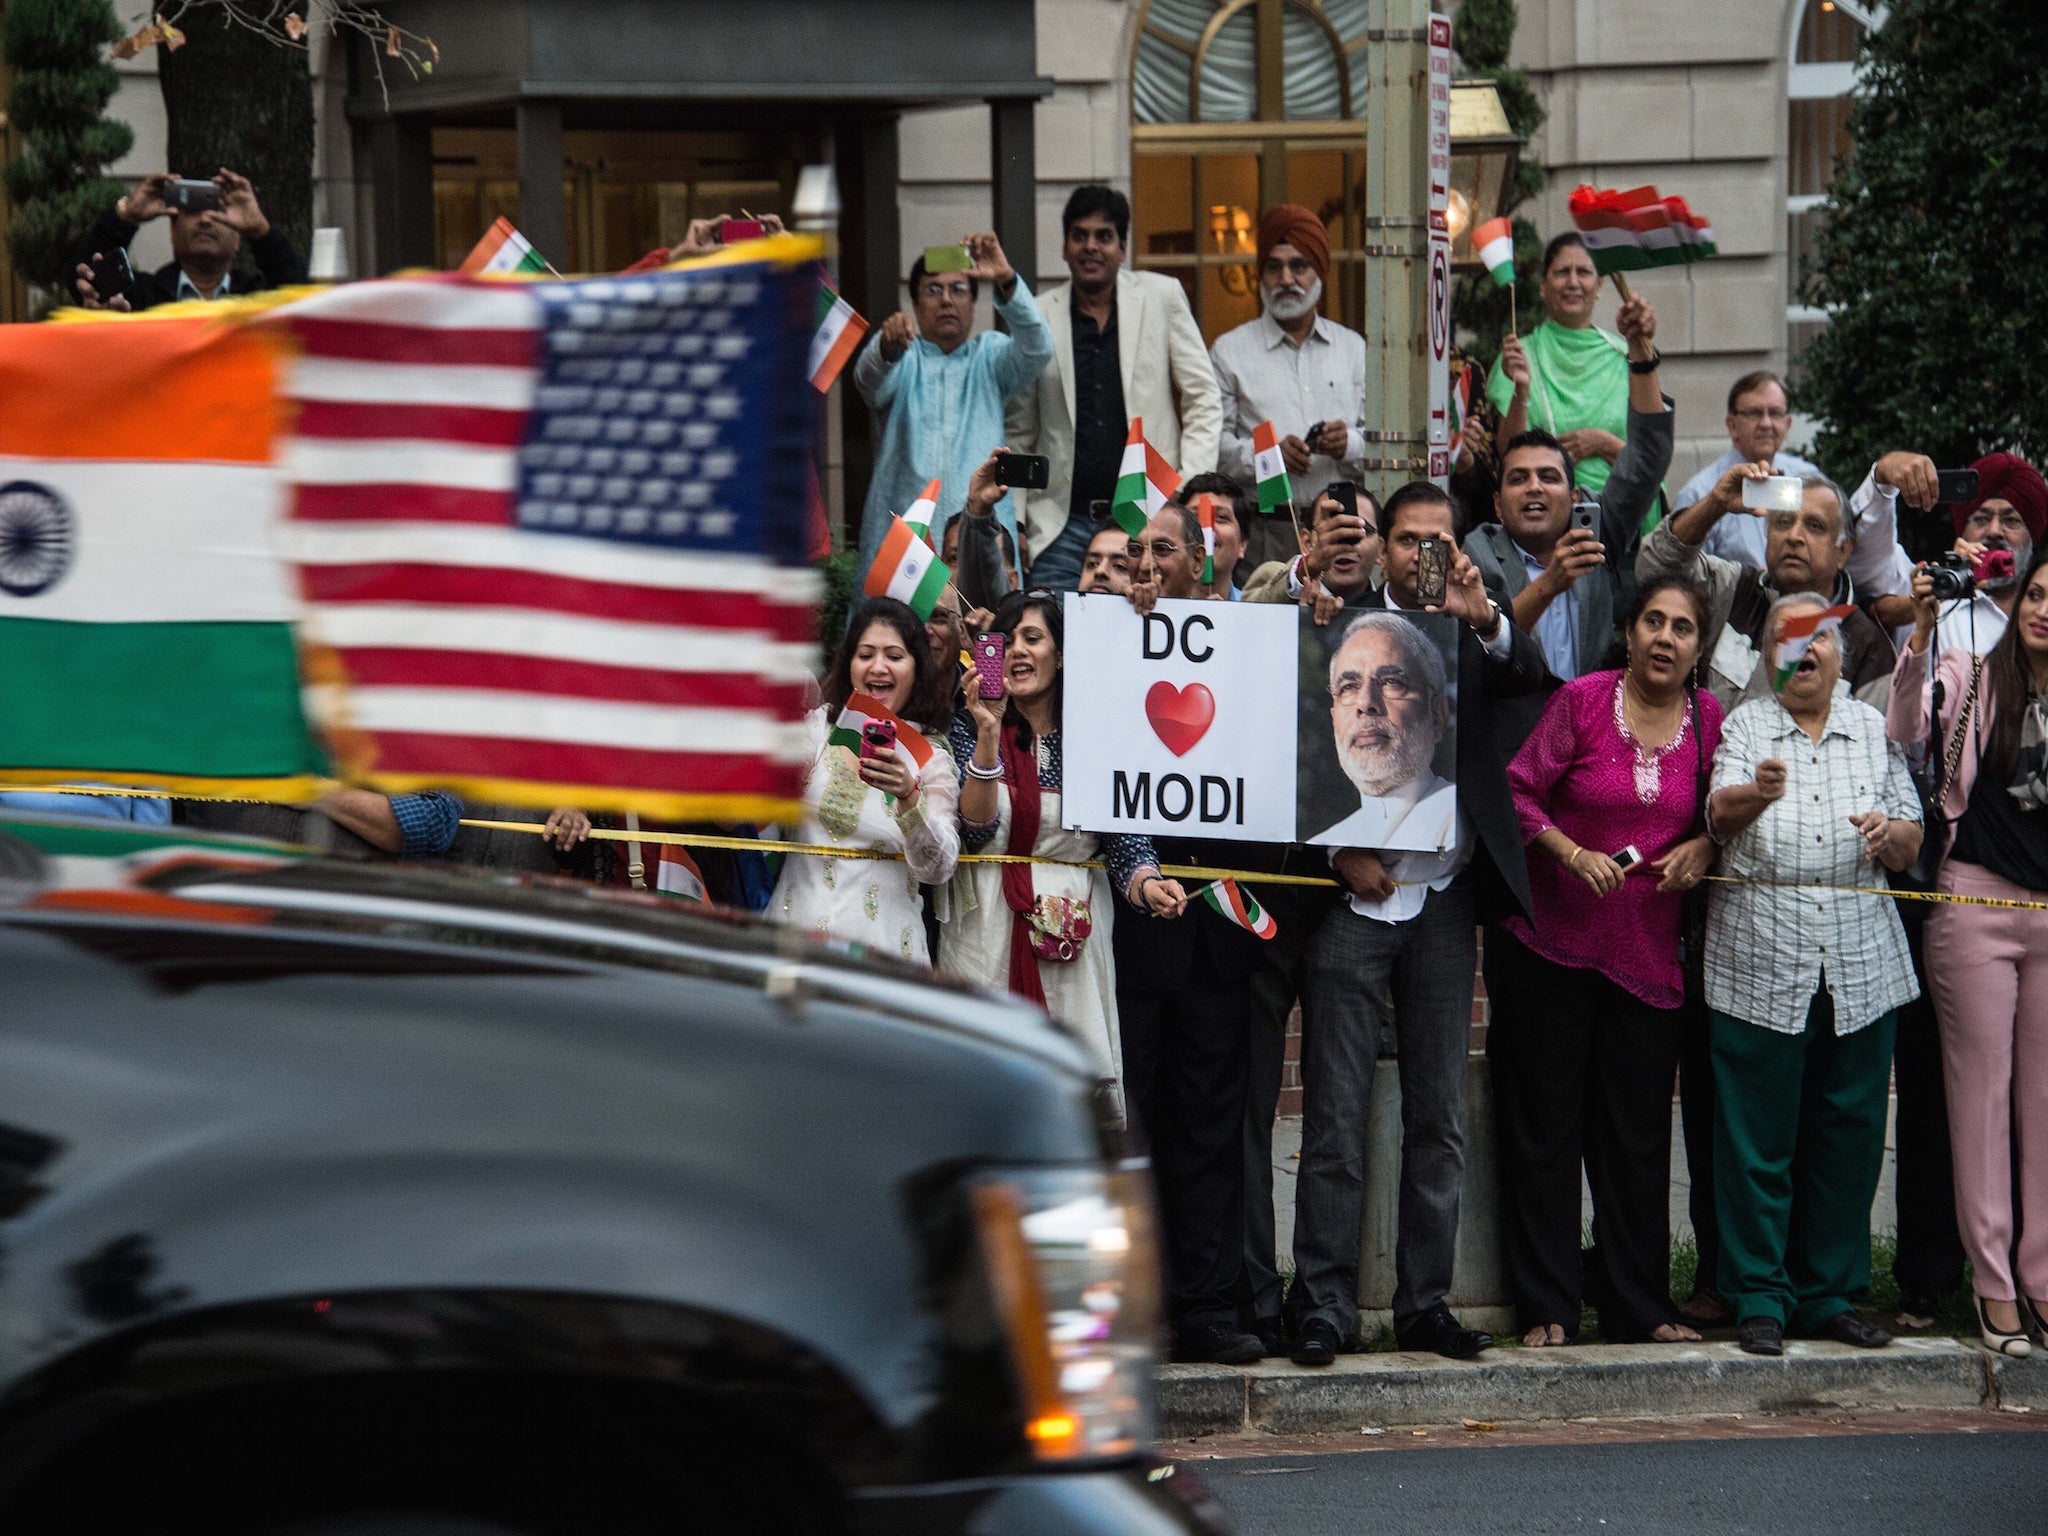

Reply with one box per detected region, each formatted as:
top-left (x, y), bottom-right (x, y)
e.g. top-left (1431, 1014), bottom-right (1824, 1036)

top-left (1250, 1314), bottom-right (1288, 1358)
top-left (1291, 1317), bottom-right (1341, 1367)
top-left (1395, 1303), bottom-right (1492, 1360)
top-left (1174, 1321), bottom-right (1264, 1365)
top-left (1737, 1317), bottom-right (1784, 1356)
top-left (1817, 1311), bottom-right (1893, 1349)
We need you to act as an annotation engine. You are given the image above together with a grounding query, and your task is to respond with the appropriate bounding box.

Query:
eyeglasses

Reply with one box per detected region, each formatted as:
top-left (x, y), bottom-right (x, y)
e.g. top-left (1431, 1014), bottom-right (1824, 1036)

top-left (918, 281), bottom-right (973, 301)
top-left (1964, 507), bottom-right (2030, 533)
top-left (1331, 672), bottom-right (1419, 705)
top-left (1141, 539), bottom-right (1183, 559)
top-left (1732, 408), bottom-right (1792, 423)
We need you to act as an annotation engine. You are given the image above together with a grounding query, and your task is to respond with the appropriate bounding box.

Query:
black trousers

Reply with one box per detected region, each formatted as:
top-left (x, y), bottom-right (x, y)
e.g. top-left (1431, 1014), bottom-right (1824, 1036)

top-left (1486, 928), bottom-right (1683, 1341)
top-left (1236, 905), bottom-right (1317, 1325)
top-left (1120, 941), bottom-right (1254, 1335)
top-left (1677, 981), bottom-right (1720, 1294)
top-left (1892, 901), bottom-right (1967, 1301)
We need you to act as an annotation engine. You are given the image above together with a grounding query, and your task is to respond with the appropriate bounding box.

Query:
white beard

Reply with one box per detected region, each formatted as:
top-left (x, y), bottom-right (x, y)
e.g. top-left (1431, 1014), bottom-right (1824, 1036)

top-left (1340, 724), bottom-right (1433, 801)
top-left (1263, 276), bottom-right (1324, 322)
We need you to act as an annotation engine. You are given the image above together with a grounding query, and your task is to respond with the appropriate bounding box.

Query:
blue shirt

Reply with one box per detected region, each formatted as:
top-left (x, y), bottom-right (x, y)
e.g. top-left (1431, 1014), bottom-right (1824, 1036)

top-left (0, 790), bottom-right (171, 823)
top-left (852, 279), bottom-right (1053, 581)
top-left (390, 791), bottom-right (463, 857)
top-left (1674, 445), bottom-right (1822, 568)
top-left (1515, 539), bottom-right (1580, 682)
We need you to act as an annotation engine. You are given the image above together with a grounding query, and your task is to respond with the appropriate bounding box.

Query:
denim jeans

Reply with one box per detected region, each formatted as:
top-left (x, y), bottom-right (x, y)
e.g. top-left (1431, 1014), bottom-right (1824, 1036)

top-left (1289, 876), bottom-right (1477, 1337)
top-left (1023, 505), bottom-right (1094, 592)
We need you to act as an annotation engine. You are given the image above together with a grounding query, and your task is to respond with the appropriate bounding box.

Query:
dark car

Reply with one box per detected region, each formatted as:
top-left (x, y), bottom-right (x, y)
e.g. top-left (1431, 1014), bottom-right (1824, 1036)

top-left (0, 814), bottom-right (1226, 1536)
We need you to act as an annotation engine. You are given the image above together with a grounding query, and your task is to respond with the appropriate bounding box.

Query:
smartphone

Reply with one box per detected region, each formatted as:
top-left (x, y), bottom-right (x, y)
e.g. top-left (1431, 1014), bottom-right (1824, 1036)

top-left (85, 247), bottom-right (132, 303)
top-left (991, 452), bottom-right (1051, 490)
top-left (921, 243), bottom-right (972, 274)
top-left (1612, 844), bottom-right (1643, 870)
top-left (1936, 468), bottom-right (1981, 504)
top-left (718, 218), bottom-right (766, 245)
top-left (1325, 480), bottom-right (1360, 518)
top-left (165, 177), bottom-right (222, 213)
top-left (1570, 498), bottom-right (1597, 534)
top-left (860, 719), bottom-right (897, 761)
top-left (1741, 474), bottom-right (1804, 514)
top-left (1414, 536), bottom-right (1449, 607)
top-left (972, 634), bottom-right (1006, 700)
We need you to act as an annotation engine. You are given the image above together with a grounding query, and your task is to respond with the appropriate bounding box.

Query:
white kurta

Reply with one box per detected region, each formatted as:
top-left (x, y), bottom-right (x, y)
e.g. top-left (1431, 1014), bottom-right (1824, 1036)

top-left (937, 780), bottom-right (1122, 1084)
top-left (770, 707), bottom-right (960, 965)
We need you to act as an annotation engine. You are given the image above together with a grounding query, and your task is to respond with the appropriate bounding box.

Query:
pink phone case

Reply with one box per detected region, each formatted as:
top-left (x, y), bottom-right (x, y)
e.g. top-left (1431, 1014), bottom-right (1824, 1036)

top-left (973, 635), bottom-right (1006, 700)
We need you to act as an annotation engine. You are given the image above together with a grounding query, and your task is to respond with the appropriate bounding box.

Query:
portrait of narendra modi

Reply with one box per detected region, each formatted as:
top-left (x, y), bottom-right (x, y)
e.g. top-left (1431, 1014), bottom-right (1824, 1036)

top-left (1297, 608), bottom-right (1460, 851)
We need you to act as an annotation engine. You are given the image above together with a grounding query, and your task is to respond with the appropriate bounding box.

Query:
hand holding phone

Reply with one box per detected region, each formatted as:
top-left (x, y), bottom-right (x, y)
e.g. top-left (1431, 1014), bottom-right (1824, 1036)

top-left (1741, 475), bottom-right (1804, 515)
top-left (860, 719), bottom-right (897, 761)
top-left (921, 243), bottom-right (972, 275)
top-left (1936, 468), bottom-right (1980, 505)
top-left (165, 177), bottom-right (222, 214)
top-left (1414, 536), bottom-right (1449, 608)
top-left (973, 634), bottom-right (1006, 700)
top-left (990, 452), bottom-right (1050, 490)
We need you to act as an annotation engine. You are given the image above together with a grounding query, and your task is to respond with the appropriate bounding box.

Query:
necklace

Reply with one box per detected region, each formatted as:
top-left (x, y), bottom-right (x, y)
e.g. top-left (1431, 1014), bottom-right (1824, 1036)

top-left (1613, 674), bottom-right (1688, 804)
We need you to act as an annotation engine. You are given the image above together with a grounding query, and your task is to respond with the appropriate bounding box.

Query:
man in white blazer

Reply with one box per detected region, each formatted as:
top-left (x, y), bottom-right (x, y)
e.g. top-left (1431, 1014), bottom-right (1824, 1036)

top-left (1006, 186), bottom-right (1221, 590)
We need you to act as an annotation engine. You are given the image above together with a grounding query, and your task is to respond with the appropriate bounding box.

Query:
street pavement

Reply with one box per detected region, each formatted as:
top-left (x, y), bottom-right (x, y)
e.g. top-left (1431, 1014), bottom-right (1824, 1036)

top-left (1195, 1423), bottom-right (2048, 1534)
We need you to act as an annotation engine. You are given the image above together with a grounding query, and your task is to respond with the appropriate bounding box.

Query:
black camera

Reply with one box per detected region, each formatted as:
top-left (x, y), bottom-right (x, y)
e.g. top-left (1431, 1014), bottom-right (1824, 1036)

top-left (1927, 550), bottom-right (1975, 601)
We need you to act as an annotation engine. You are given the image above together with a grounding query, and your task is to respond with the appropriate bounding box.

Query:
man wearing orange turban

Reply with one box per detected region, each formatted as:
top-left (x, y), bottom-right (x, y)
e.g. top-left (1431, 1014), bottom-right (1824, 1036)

top-left (1209, 202), bottom-right (1368, 577)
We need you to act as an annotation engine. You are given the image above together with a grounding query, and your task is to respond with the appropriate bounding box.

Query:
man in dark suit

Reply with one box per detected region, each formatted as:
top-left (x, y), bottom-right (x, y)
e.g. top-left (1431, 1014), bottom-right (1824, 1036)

top-left (69, 169), bottom-right (307, 312)
top-left (1287, 480), bottom-right (1546, 1365)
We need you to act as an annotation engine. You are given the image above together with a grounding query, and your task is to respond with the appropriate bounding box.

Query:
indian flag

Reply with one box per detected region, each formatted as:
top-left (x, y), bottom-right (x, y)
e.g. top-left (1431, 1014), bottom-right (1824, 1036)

top-left (0, 313), bottom-right (325, 800)
top-left (808, 281), bottom-right (868, 393)
top-left (1192, 491), bottom-right (1218, 584)
top-left (656, 843), bottom-right (708, 902)
top-left (1569, 184), bottom-right (1716, 274)
top-left (1665, 194), bottom-right (1716, 259)
top-left (459, 216), bottom-right (551, 278)
top-left (828, 692), bottom-right (934, 780)
top-left (1252, 420), bottom-right (1290, 514)
top-left (1110, 417), bottom-right (1178, 537)
top-left (1771, 604), bottom-right (1857, 693)
top-left (1200, 878), bottom-right (1277, 939)
top-left (901, 477), bottom-right (942, 545)
top-left (864, 514), bottom-right (951, 619)
top-left (1472, 217), bottom-right (1515, 289)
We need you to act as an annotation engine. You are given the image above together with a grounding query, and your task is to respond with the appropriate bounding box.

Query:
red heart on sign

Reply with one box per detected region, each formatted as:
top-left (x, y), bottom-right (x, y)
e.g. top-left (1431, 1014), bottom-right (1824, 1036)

top-left (1145, 680), bottom-right (1215, 757)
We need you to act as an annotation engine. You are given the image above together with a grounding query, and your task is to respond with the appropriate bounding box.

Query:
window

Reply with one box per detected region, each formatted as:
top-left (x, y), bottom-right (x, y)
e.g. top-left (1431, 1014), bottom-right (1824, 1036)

top-left (1786, 0), bottom-right (1878, 369)
top-left (1130, 0), bottom-right (1373, 342)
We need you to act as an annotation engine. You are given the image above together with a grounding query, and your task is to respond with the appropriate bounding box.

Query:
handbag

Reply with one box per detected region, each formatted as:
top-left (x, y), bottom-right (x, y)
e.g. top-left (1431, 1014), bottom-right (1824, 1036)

top-left (1678, 685), bottom-right (1711, 976)
top-left (1025, 893), bottom-right (1092, 963)
top-left (1905, 655), bottom-right (1984, 888)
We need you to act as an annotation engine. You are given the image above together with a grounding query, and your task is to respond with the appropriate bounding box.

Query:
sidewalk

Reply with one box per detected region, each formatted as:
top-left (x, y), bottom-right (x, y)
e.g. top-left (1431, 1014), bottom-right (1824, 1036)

top-left (1161, 1341), bottom-right (2047, 1439)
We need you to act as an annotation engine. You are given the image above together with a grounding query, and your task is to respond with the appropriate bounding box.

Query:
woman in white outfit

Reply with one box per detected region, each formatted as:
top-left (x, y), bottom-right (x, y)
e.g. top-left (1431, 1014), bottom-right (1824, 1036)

top-left (941, 591), bottom-right (1184, 1086)
top-left (772, 597), bottom-right (960, 963)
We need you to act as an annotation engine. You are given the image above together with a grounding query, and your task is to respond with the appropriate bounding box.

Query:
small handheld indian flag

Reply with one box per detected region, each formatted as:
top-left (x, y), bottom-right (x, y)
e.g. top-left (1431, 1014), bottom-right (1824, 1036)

top-left (808, 281), bottom-right (868, 393)
top-left (1771, 604), bottom-right (1857, 693)
top-left (460, 216), bottom-right (551, 277)
top-left (1472, 217), bottom-right (1515, 289)
top-left (865, 515), bottom-right (952, 619)
top-left (901, 477), bottom-right (942, 545)
top-left (1200, 878), bottom-right (1277, 939)
top-left (656, 843), bottom-right (709, 902)
top-left (1252, 420), bottom-right (1291, 514)
top-left (1110, 417), bottom-right (1179, 537)
top-left (1193, 492), bottom-right (1218, 584)
top-left (828, 692), bottom-right (935, 781)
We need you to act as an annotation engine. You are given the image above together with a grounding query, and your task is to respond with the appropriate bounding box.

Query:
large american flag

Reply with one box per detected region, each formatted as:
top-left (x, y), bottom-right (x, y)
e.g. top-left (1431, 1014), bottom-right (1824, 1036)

top-left (275, 255), bottom-right (821, 820)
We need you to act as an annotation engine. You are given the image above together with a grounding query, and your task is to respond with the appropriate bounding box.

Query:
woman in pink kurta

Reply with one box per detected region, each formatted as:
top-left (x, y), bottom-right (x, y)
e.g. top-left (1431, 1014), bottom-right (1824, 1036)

top-left (1489, 576), bottom-right (1722, 1347)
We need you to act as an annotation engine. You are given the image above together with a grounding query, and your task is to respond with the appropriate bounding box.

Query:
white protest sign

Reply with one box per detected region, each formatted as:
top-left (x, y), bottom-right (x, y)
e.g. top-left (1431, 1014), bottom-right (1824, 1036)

top-left (1061, 594), bottom-right (1298, 843)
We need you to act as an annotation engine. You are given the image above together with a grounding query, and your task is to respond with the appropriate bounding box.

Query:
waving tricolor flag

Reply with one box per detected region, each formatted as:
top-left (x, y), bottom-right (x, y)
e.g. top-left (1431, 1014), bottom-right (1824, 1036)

top-left (1110, 417), bottom-right (1179, 537)
top-left (1252, 420), bottom-right (1290, 515)
top-left (808, 280), bottom-right (868, 393)
top-left (1200, 878), bottom-right (1277, 939)
top-left (1192, 491), bottom-right (1218, 584)
top-left (865, 514), bottom-right (951, 618)
top-left (1471, 217), bottom-right (1515, 289)
top-left (828, 692), bottom-right (933, 780)
top-left (901, 477), bottom-right (942, 545)
top-left (460, 216), bottom-right (551, 278)
top-left (1568, 184), bottom-right (1718, 275)
top-left (1771, 604), bottom-right (1857, 693)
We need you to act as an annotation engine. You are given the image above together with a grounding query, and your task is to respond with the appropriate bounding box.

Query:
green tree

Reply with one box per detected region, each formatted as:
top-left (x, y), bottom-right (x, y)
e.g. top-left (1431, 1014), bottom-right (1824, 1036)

top-left (1450, 0), bottom-right (1544, 372)
top-left (158, 7), bottom-right (315, 262)
top-left (2, 0), bottom-right (132, 292)
top-left (1797, 0), bottom-right (2048, 554)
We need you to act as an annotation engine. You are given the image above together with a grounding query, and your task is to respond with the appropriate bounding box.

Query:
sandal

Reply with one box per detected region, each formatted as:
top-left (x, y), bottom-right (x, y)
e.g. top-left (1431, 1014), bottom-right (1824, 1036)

top-left (1677, 1286), bottom-right (1735, 1327)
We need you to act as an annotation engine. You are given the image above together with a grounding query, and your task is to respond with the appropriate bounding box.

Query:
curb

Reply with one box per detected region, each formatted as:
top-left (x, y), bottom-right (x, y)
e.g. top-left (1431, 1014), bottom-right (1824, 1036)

top-left (1157, 1337), bottom-right (2039, 1438)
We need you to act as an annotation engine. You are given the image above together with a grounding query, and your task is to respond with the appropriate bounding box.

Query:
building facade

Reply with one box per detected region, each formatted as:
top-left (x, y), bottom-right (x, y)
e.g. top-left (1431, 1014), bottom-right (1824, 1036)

top-left (77, 0), bottom-right (1873, 506)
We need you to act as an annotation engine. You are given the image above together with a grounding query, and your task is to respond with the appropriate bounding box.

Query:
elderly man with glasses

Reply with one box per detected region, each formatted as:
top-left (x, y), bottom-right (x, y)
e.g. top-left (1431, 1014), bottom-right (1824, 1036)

top-left (852, 232), bottom-right (1052, 593)
top-left (1673, 372), bottom-right (1822, 568)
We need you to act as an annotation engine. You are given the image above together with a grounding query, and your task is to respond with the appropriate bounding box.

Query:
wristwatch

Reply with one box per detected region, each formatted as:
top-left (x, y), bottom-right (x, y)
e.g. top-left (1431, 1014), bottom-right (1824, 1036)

top-left (1628, 349), bottom-right (1662, 375)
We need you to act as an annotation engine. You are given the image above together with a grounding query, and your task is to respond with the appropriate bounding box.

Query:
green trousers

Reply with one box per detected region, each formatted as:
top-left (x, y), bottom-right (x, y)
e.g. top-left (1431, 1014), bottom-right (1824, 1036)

top-left (1710, 991), bottom-right (1897, 1331)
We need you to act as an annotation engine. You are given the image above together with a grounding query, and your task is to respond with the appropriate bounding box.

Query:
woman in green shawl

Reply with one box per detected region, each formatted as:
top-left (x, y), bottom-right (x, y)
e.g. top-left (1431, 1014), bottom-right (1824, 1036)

top-left (1487, 232), bottom-right (1631, 499)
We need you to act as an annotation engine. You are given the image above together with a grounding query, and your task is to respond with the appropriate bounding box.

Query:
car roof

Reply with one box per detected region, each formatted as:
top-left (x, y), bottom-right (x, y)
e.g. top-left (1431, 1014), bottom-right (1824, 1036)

top-left (0, 811), bottom-right (1091, 1078)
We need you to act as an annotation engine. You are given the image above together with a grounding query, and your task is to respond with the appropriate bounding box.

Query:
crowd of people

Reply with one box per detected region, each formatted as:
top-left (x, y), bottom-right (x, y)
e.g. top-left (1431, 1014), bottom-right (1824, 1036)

top-left (18, 177), bottom-right (2047, 1372)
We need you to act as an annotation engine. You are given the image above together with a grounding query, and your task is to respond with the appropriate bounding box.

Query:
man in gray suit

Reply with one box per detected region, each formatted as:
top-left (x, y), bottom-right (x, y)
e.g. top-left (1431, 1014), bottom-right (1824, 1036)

top-left (1462, 294), bottom-right (1671, 748)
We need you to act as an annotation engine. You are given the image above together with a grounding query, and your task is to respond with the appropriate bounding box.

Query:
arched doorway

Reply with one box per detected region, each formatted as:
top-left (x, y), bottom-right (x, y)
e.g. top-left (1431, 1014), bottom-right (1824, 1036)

top-left (1128, 0), bottom-right (1374, 343)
